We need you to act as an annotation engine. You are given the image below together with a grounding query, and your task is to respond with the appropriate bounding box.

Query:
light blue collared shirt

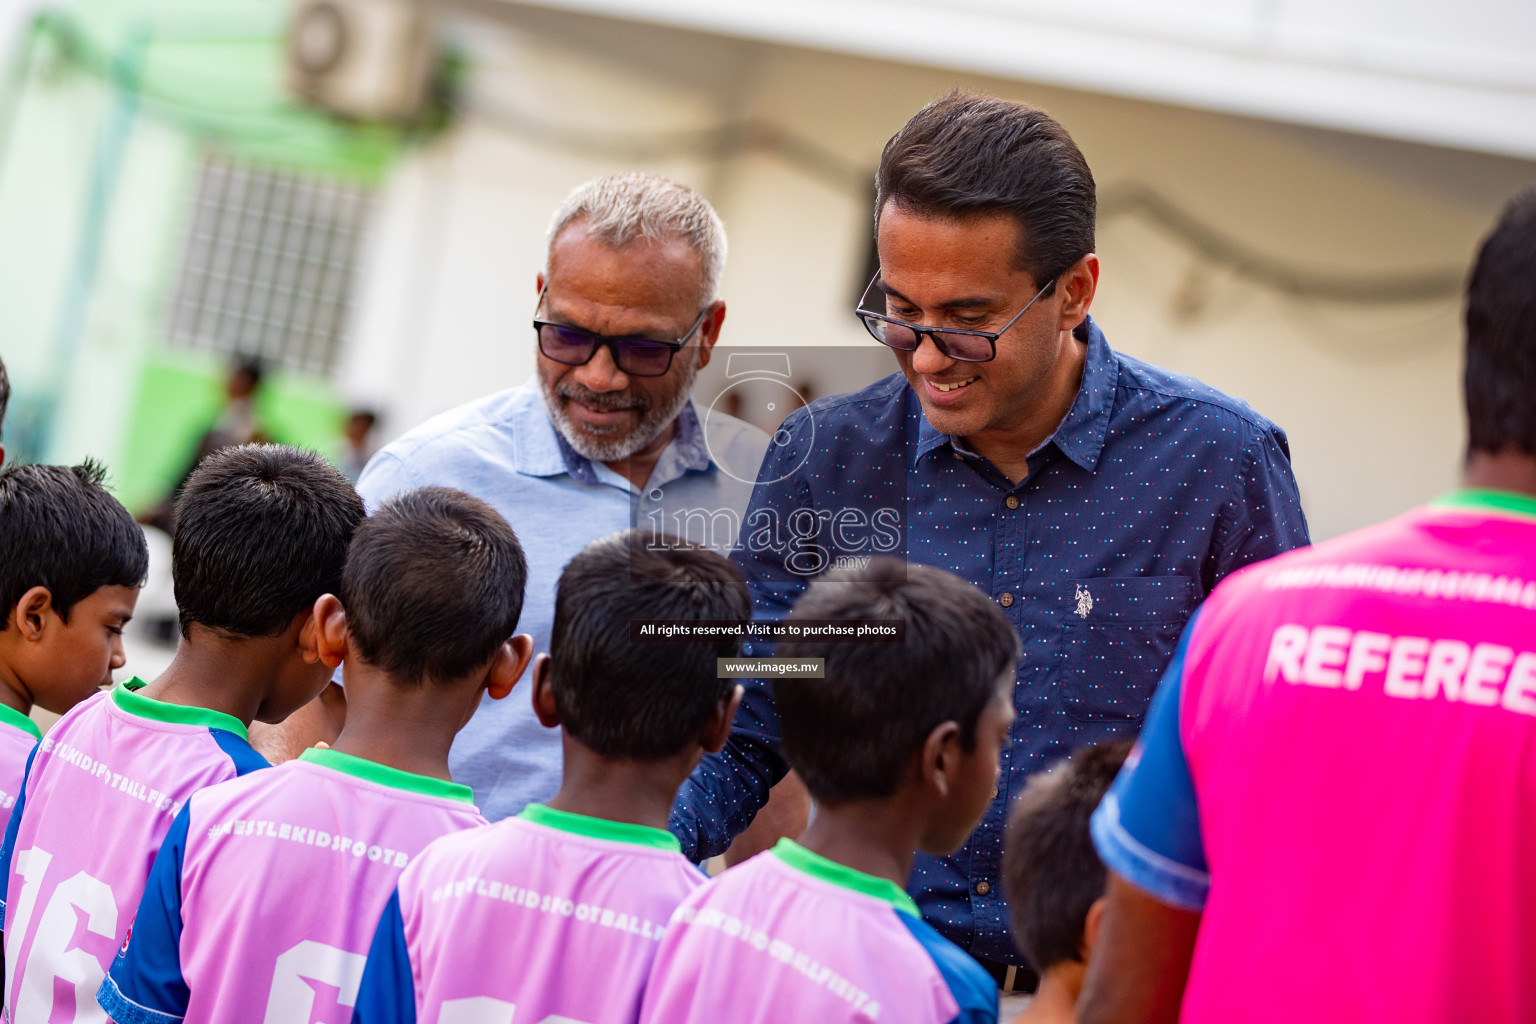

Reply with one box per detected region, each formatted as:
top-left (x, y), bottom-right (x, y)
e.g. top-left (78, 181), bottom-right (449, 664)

top-left (356, 378), bottom-right (767, 820)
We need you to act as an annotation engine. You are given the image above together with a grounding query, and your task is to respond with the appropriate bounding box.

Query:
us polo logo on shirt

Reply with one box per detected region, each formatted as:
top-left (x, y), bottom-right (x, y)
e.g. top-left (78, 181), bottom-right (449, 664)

top-left (1075, 584), bottom-right (1094, 619)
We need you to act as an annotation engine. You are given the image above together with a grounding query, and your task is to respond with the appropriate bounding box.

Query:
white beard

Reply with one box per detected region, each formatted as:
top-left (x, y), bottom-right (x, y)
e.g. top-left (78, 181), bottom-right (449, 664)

top-left (540, 348), bottom-right (701, 463)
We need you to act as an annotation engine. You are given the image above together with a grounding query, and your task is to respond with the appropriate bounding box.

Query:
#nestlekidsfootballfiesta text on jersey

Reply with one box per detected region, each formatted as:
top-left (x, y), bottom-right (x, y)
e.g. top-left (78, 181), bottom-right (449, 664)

top-left (638, 839), bottom-right (997, 1024)
top-left (352, 803), bottom-right (704, 1024)
top-left (98, 747), bottom-right (486, 1024)
top-left (0, 679), bottom-right (267, 1024)
top-left (0, 705), bottom-right (41, 839)
top-left (1092, 490), bottom-right (1536, 1023)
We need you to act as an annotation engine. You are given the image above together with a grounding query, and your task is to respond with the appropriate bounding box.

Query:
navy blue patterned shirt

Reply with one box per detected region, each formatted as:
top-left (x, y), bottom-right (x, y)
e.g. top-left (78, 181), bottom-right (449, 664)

top-left (668, 316), bottom-right (1309, 964)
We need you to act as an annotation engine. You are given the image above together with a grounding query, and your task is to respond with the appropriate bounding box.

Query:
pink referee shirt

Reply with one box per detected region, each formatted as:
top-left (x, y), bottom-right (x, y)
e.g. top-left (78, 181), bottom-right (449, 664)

top-left (1093, 490), bottom-right (1536, 1022)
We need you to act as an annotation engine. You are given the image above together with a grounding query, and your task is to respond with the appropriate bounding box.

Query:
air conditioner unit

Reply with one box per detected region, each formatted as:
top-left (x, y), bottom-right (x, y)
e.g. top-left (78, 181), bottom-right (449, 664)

top-left (286, 0), bottom-right (435, 122)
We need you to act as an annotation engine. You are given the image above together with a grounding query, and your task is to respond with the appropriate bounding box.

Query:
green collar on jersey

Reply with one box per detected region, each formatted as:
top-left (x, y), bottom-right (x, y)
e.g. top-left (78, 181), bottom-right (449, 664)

top-left (770, 839), bottom-right (921, 917)
top-left (113, 677), bottom-right (249, 739)
top-left (517, 803), bottom-right (682, 852)
top-left (1432, 488), bottom-right (1536, 521)
top-left (299, 747), bottom-right (476, 804)
top-left (0, 701), bottom-right (42, 742)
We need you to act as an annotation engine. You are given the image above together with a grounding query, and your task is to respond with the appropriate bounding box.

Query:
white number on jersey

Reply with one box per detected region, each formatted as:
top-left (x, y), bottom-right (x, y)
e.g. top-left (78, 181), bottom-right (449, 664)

top-left (6, 847), bottom-right (117, 1024)
top-left (264, 940), bottom-right (368, 1024)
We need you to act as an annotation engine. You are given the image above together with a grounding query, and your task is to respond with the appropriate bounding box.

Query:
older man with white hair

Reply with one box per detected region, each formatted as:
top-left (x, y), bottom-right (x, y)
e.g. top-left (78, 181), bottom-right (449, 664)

top-left (257, 173), bottom-right (773, 822)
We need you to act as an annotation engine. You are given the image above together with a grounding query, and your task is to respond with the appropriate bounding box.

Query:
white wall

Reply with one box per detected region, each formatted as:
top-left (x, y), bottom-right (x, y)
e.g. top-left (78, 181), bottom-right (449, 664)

top-left (495, 0), bottom-right (1536, 159)
top-left (338, 6), bottom-right (1536, 542)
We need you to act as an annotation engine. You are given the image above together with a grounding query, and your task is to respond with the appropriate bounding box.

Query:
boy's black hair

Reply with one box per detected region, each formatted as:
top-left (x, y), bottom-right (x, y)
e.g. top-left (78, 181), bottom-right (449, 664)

top-left (549, 530), bottom-right (748, 760)
top-left (0, 460), bottom-right (148, 627)
top-left (876, 90), bottom-right (1095, 292)
top-left (341, 487), bottom-right (527, 684)
top-left (1003, 741), bottom-right (1133, 970)
top-left (773, 559), bottom-right (1021, 805)
top-left (1465, 186), bottom-right (1536, 457)
top-left (0, 355), bottom-right (9, 439)
top-left (172, 444), bottom-right (364, 638)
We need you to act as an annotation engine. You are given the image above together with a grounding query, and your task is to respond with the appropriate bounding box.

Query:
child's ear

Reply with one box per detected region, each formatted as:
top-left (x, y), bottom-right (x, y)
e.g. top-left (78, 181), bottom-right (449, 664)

top-left (530, 654), bottom-right (560, 729)
top-left (1082, 895), bottom-right (1108, 960)
top-left (312, 595), bottom-right (348, 669)
top-left (700, 684), bottom-right (744, 754)
top-left (15, 587), bottom-right (54, 642)
top-left (920, 720), bottom-right (963, 799)
top-left (485, 634), bottom-right (534, 702)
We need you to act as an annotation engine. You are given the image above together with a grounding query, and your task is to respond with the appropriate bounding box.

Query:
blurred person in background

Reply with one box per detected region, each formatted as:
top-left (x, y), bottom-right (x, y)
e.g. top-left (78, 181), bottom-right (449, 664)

top-left (0, 354), bottom-right (9, 466)
top-left (139, 357), bottom-right (270, 534)
top-left (674, 90), bottom-right (1310, 993)
top-left (255, 173), bottom-right (807, 849)
top-left (340, 408), bottom-right (379, 483)
top-left (1080, 187), bottom-right (1536, 1024)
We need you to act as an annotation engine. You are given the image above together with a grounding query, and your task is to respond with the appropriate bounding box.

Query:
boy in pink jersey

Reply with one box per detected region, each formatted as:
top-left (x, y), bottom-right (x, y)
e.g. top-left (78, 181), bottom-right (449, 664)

top-left (639, 560), bottom-right (1019, 1024)
top-left (350, 530), bottom-right (748, 1024)
top-left (1079, 189), bottom-right (1536, 1024)
top-left (0, 444), bottom-right (364, 1024)
top-left (0, 462), bottom-right (147, 835)
top-left (97, 487), bottom-right (534, 1024)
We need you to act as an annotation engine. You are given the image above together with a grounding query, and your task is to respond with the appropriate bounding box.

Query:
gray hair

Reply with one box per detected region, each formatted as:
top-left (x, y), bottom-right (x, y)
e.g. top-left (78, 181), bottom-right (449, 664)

top-left (546, 172), bottom-right (728, 303)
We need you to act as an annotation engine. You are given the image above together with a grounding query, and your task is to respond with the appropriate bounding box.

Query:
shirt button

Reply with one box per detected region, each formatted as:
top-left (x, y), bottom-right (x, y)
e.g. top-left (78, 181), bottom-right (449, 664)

top-left (976, 881), bottom-right (991, 896)
top-left (998, 593), bottom-right (1014, 607)
top-left (1005, 495), bottom-right (1019, 509)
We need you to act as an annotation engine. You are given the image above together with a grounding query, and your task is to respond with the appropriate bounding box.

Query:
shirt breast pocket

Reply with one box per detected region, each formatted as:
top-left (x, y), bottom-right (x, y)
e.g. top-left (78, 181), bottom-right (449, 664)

top-left (1054, 576), bottom-right (1198, 724)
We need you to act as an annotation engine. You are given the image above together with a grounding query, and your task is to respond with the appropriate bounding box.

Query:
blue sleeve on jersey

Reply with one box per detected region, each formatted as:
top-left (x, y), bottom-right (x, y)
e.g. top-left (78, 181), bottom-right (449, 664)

top-left (210, 729), bottom-right (270, 777)
top-left (351, 890), bottom-right (416, 1024)
top-left (897, 913), bottom-right (998, 1024)
top-left (1090, 610), bottom-right (1210, 911)
top-left (98, 804), bottom-right (192, 1024)
top-left (0, 742), bottom-right (39, 927)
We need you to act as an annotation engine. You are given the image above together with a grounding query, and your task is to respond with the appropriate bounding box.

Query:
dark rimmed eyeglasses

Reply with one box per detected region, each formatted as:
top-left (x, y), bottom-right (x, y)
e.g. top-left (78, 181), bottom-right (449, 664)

top-left (533, 287), bottom-right (712, 378)
top-left (854, 271), bottom-right (1056, 363)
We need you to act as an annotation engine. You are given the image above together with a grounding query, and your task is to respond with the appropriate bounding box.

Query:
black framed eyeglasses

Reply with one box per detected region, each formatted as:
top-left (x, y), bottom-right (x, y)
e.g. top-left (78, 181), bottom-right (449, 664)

top-left (854, 271), bottom-right (1056, 363)
top-left (533, 288), bottom-right (712, 378)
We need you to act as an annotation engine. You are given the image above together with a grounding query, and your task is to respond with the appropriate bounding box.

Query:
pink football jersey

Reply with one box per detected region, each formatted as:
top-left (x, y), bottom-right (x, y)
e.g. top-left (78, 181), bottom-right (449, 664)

top-left (98, 747), bottom-right (486, 1024)
top-left (0, 679), bottom-right (268, 1024)
top-left (352, 803), bottom-right (704, 1024)
top-left (0, 704), bottom-right (41, 839)
top-left (1093, 490), bottom-right (1536, 1022)
top-left (638, 840), bottom-right (997, 1024)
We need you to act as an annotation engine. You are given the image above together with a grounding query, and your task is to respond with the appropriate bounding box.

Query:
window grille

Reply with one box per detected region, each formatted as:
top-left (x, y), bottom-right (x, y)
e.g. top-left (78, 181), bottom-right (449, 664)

top-left (164, 153), bottom-right (373, 376)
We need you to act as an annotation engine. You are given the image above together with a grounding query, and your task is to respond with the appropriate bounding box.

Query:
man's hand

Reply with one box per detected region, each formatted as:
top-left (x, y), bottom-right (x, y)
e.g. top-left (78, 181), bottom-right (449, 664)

top-left (1077, 873), bottom-right (1201, 1024)
top-left (248, 682), bottom-right (346, 763)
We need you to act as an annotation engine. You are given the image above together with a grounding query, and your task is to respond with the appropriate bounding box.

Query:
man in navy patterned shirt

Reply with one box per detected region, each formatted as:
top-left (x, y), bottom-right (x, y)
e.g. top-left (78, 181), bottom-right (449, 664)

top-left (668, 90), bottom-right (1310, 988)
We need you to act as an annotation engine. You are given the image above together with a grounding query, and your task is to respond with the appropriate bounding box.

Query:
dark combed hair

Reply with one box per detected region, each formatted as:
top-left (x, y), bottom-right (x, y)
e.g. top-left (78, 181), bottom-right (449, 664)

top-left (549, 530), bottom-right (749, 760)
top-left (341, 487), bottom-right (528, 685)
top-left (773, 559), bottom-right (1021, 805)
top-left (876, 89), bottom-right (1096, 291)
top-left (0, 355), bottom-right (9, 439)
top-left (0, 460), bottom-right (148, 627)
top-left (1003, 741), bottom-right (1132, 969)
top-left (1466, 186), bottom-right (1536, 457)
top-left (172, 444), bottom-right (364, 638)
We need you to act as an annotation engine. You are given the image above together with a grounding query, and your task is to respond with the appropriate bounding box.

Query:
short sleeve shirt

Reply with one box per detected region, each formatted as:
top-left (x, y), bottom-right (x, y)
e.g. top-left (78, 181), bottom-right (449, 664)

top-left (352, 804), bottom-right (703, 1024)
top-left (0, 704), bottom-right (41, 839)
top-left (1093, 489), bottom-right (1536, 1023)
top-left (98, 748), bottom-right (485, 1024)
top-left (639, 840), bottom-right (996, 1024)
top-left (0, 679), bottom-right (267, 1022)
